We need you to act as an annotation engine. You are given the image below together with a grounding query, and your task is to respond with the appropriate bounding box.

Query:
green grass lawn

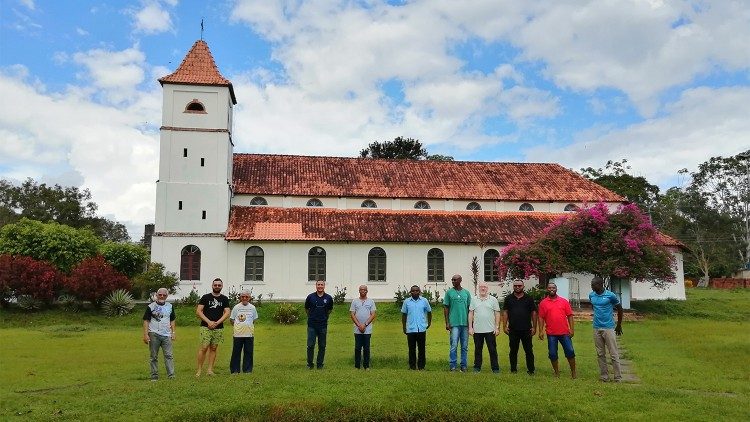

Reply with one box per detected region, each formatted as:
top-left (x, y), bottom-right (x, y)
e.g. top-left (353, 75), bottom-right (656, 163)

top-left (1, 289), bottom-right (749, 421)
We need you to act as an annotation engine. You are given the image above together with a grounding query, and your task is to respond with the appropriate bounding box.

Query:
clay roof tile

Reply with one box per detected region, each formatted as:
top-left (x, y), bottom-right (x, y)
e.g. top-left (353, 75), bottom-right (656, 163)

top-left (159, 40), bottom-right (236, 104)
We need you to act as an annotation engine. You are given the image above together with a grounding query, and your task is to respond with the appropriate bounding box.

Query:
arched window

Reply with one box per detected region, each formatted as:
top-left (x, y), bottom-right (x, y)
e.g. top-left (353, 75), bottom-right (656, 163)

top-left (466, 202), bottom-right (482, 210)
top-left (414, 200), bottom-right (431, 209)
top-left (519, 203), bottom-right (534, 211)
top-left (250, 196), bottom-right (268, 206)
top-left (244, 246), bottom-right (264, 282)
top-left (368, 247), bottom-right (387, 282)
top-left (564, 203), bottom-right (578, 212)
top-left (427, 248), bottom-right (444, 283)
top-left (180, 245), bottom-right (201, 281)
top-left (308, 246), bottom-right (326, 281)
top-left (484, 249), bottom-right (500, 282)
top-left (184, 99), bottom-right (206, 113)
top-left (306, 198), bottom-right (323, 207)
top-left (361, 199), bottom-right (377, 208)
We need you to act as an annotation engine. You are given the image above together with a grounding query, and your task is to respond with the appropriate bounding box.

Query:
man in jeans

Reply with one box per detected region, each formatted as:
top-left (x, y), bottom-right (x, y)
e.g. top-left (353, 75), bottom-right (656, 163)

top-left (443, 274), bottom-right (471, 372)
top-left (304, 280), bottom-right (333, 369)
top-left (538, 282), bottom-right (576, 379)
top-left (589, 276), bottom-right (623, 382)
top-left (350, 285), bottom-right (377, 369)
top-left (502, 280), bottom-right (537, 375)
top-left (468, 281), bottom-right (501, 373)
top-left (401, 285), bottom-right (432, 370)
top-left (142, 288), bottom-right (176, 380)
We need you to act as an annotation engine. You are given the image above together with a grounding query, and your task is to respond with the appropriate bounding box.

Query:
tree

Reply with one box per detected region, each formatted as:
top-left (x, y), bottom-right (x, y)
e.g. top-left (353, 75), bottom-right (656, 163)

top-left (0, 254), bottom-right (61, 306)
top-left (684, 150), bottom-right (750, 270)
top-left (579, 159), bottom-right (660, 212)
top-left (0, 218), bottom-right (101, 273)
top-left (0, 178), bottom-right (130, 242)
top-left (359, 137), bottom-right (454, 161)
top-left (497, 203), bottom-right (676, 289)
top-left (63, 255), bottom-right (130, 306)
top-left (131, 262), bottom-right (179, 300)
top-left (99, 242), bottom-right (150, 279)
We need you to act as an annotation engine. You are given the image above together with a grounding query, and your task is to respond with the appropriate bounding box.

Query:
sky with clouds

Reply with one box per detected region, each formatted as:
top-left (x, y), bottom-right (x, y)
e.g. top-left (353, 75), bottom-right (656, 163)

top-left (1, 0), bottom-right (749, 239)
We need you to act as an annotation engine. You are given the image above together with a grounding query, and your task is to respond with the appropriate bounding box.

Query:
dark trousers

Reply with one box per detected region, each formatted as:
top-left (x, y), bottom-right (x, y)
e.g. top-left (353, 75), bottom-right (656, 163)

top-left (354, 334), bottom-right (372, 369)
top-left (406, 332), bottom-right (426, 370)
top-left (473, 332), bottom-right (499, 371)
top-left (307, 326), bottom-right (327, 368)
top-left (230, 337), bottom-right (254, 373)
top-left (508, 330), bottom-right (535, 373)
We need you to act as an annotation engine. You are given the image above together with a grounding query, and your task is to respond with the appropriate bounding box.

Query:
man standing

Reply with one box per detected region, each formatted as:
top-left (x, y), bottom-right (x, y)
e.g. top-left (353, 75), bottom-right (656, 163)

top-left (537, 282), bottom-right (576, 379)
top-left (350, 285), bottom-right (377, 369)
top-left (468, 281), bottom-right (501, 373)
top-left (401, 285), bottom-right (432, 370)
top-left (142, 288), bottom-right (176, 380)
top-left (304, 280), bottom-right (333, 369)
top-left (589, 276), bottom-right (623, 382)
top-left (443, 274), bottom-right (471, 371)
top-left (195, 278), bottom-right (230, 377)
top-left (229, 290), bottom-right (258, 374)
top-left (502, 280), bottom-right (537, 375)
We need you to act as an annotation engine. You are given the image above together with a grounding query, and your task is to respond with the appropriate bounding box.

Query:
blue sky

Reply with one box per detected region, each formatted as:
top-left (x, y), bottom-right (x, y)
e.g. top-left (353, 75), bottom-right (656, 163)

top-left (1, 0), bottom-right (749, 239)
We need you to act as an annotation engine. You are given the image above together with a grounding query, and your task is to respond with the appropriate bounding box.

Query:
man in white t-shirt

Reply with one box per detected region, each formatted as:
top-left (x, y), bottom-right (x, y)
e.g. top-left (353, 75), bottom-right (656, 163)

top-left (229, 290), bottom-right (259, 374)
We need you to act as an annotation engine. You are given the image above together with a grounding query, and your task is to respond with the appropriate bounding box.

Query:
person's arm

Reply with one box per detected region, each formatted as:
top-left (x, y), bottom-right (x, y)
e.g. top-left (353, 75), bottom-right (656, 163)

top-left (196, 303), bottom-right (210, 325)
top-left (427, 311), bottom-right (432, 329)
top-left (468, 310), bottom-right (475, 335)
top-left (304, 295), bottom-right (311, 316)
top-left (350, 310), bottom-right (364, 333)
top-left (326, 297), bottom-right (333, 316)
top-left (142, 319), bottom-right (150, 344)
top-left (531, 310), bottom-right (538, 336)
top-left (218, 305), bottom-right (231, 325)
top-left (401, 312), bottom-right (407, 334)
top-left (494, 309), bottom-right (501, 336)
top-left (567, 314), bottom-right (575, 338)
top-left (501, 309), bottom-right (509, 334)
top-left (615, 303), bottom-right (623, 336)
top-left (538, 317), bottom-right (545, 340)
top-left (170, 320), bottom-right (176, 340)
top-left (443, 305), bottom-right (450, 331)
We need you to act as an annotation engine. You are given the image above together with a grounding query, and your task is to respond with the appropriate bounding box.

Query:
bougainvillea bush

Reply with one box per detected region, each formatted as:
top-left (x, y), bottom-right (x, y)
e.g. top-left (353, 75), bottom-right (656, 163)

top-left (0, 254), bottom-right (61, 306)
top-left (63, 255), bottom-right (130, 306)
top-left (497, 203), bottom-right (676, 288)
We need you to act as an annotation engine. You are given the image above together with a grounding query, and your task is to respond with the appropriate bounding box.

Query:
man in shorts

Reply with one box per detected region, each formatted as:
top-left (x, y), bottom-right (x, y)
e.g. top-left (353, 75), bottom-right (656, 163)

top-left (538, 282), bottom-right (576, 379)
top-left (195, 278), bottom-right (230, 376)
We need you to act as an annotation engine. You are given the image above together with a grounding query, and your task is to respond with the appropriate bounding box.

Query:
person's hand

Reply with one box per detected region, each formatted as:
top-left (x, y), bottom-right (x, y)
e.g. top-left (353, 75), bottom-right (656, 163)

top-left (503, 326), bottom-right (510, 335)
top-left (358, 323), bottom-right (366, 333)
top-left (445, 322), bottom-right (451, 331)
top-left (171, 333), bottom-right (176, 341)
top-left (469, 328), bottom-right (474, 336)
top-left (208, 321), bottom-right (217, 329)
top-left (615, 324), bottom-right (623, 336)
top-left (143, 334), bottom-right (150, 344)
top-left (493, 328), bottom-right (499, 336)
top-left (538, 332), bottom-right (544, 340)
top-left (569, 329), bottom-right (574, 338)
top-left (402, 327), bottom-right (407, 335)
top-left (530, 327), bottom-right (536, 336)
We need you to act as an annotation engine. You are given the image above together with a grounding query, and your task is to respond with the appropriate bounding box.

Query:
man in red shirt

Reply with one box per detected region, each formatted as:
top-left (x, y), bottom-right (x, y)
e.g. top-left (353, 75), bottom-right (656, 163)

top-left (537, 282), bottom-right (576, 379)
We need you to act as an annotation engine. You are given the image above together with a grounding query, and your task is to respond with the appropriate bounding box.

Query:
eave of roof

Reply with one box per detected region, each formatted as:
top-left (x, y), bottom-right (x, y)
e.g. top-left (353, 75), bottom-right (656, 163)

top-left (232, 154), bottom-right (625, 202)
top-left (158, 40), bottom-right (237, 104)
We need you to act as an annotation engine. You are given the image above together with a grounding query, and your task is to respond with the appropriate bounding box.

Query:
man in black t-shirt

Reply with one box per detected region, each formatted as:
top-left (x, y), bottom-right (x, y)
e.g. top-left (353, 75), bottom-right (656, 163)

top-left (195, 278), bottom-right (230, 377)
top-left (304, 280), bottom-right (334, 369)
top-left (502, 280), bottom-right (538, 375)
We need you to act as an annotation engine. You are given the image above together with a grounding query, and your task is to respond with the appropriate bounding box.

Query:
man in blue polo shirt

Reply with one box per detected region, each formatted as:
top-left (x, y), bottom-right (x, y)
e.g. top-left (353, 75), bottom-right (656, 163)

top-left (304, 280), bottom-right (334, 369)
top-left (589, 276), bottom-right (623, 382)
top-left (401, 285), bottom-right (432, 370)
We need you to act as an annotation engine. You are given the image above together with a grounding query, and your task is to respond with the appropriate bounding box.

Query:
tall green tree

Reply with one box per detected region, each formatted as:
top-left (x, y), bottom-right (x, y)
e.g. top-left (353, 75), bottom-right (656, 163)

top-left (579, 159), bottom-right (660, 211)
top-left (0, 178), bottom-right (130, 242)
top-left (99, 242), bottom-right (150, 279)
top-left (359, 137), bottom-right (454, 160)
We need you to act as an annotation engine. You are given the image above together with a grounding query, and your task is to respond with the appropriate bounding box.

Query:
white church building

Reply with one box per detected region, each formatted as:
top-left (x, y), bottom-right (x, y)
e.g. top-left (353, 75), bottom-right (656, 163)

top-left (150, 40), bottom-right (686, 307)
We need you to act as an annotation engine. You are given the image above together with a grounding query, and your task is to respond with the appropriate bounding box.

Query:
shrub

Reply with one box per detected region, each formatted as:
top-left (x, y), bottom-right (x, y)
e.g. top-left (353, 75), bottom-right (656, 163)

top-left (130, 262), bottom-right (178, 300)
top-left (17, 295), bottom-right (43, 312)
top-left (393, 285), bottom-right (409, 308)
top-left (63, 255), bottom-right (130, 306)
top-left (181, 288), bottom-right (200, 306)
top-left (57, 294), bottom-right (81, 313)
top-left (272, 303), bottom-right (301, 324)
top-left (333, 286), bottom-right (347, 304)
top-left (99, 242), bottom-right (150, 278)
top-left (101, 289), bottom-right (135, 316)
top-left (422, 287), bottom-right (442, 306)
top-left (0, 254), bottom-right (61, 305)
top-left (0, 218), bottom-right (100, 273)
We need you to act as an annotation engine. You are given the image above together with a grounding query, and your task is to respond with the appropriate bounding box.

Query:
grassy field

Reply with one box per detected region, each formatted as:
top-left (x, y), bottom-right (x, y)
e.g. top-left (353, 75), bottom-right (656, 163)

top-left (1, 289), bottom-right (748, 421)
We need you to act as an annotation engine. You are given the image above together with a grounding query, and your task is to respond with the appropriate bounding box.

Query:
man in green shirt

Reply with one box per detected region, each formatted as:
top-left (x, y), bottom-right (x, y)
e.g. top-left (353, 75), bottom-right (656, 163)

top-left (444, 274), bottom-right (471, 371)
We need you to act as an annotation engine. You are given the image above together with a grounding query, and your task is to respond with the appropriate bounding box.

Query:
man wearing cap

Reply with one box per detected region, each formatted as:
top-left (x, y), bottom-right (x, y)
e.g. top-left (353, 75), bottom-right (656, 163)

top-left (589, 276), bottom-right (623, 382)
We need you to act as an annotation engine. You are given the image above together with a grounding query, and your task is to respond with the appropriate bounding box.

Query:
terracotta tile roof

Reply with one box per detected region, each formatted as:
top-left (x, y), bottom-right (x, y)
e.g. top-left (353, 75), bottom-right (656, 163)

top-left (232, 154), bottom-right (624, 202)
top-left (226, 206), bottom-right (562, 243)
top-left (159, 40), bottom-right (237, 104)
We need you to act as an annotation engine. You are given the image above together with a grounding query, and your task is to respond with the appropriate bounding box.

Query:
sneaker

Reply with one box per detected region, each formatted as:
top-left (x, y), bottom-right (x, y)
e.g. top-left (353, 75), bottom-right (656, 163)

top-left (473, 368), bottom-right (481, 373)
top-left (449, 367), bottom-right (456, 372)
top-left (460, 367), bottom-right (467, 373)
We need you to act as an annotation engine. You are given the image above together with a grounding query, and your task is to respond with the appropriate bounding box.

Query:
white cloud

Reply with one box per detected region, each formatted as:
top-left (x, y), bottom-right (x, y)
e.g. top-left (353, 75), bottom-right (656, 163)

top-left (132, 1), bottom-right (174, 34)
top-left (527, 86), bottom-right (750, 188)
top-left (72, 46), bottom-right (146, 104)
top-left (75, 27), bottom-right (89, 36)
top-left (19, 0), bottom-right (34, 10)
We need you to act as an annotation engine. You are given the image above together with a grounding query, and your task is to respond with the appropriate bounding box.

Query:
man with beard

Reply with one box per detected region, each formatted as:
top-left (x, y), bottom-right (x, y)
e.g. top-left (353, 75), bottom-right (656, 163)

top-left (502, 280), bottom-right (537, 375)
top-left (142, 287), bottom-right (176, 380)
top-left (195, 278), bottom-right (230, 376)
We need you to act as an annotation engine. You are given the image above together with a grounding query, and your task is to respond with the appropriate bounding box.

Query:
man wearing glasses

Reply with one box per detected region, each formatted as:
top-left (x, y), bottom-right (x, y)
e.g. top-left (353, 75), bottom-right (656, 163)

top-left (142, 288), bottom-right (176, 380)
top-left (443, 274), bottom-right (471, 372)
top-left (502, 280), bottom-right (537, 375)
top-left (229, 290), bottom-right (259, 374)
top-left (196, 278), bottom-right (231, 376)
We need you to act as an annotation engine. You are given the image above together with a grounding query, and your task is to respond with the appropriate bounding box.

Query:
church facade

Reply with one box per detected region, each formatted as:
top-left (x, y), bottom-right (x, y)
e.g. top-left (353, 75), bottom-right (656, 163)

top-left (150, 40), bottom-right (686, 306)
